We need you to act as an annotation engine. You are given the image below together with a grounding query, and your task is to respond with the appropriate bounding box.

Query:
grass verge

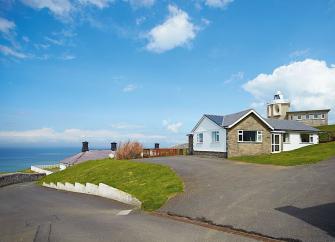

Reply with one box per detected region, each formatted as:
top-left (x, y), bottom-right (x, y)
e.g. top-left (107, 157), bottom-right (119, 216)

top-left (18, 168), bottom-right (36, 173)
top-left (39, 159), bottom-right (183, 211)
top-left (230, 141), bottom-right (335, 166)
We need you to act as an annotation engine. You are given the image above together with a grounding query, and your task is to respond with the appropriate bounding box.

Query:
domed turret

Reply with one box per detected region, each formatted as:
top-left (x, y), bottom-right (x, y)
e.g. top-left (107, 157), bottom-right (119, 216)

top-left (267, 91), bottom-right (290, 119)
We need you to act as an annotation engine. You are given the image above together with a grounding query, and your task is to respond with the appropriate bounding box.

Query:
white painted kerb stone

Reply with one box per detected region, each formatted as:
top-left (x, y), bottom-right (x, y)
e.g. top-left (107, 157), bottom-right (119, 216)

top-left (42, 182), bottom-right (141, 208)
top-left (98, 183), bottom-right (141, 207)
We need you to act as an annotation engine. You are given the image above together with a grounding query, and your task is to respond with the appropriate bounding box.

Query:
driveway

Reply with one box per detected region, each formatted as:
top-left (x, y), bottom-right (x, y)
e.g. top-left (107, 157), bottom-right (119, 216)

top-left (0, 182), bottom-right (254, 242)
top-left (140, 156), bottom-right (335, 242)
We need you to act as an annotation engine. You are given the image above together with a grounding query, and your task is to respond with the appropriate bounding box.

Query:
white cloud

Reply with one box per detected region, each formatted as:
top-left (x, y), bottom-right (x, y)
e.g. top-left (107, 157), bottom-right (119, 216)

top-left (163, 120), bottom-right (183, 133)
top-left (0, 128), bottom-right (165, 145)
top-left (60, 53), bottom-right (76, 60)
top-left (22, 36), bottom-right (30, 42)
top-left (289, 48), bottom-right (310, 58)
top-left (111, 123), bottom-right (144, 129)
top-left (21, 0), bottom-right (72, 17)
top-left (224, 71), bottom-right (244, 84)
top-left (123, 84), bottom-right (137, 92)
top-left (79, 0), bottom-right (113, 9)
top-left (146, 5), bottom-right (197, 53)
top-left (204, 0), bottom-right (234, 9)
top-left (125, 0), bottom-right (155, 8)
top-left (0, 17), bottom-right (15, 34)
top-left (0, 45), bottom-right (27, 59)
top-left (136, 16), bottom-right (146, 25)
top-left (243, 59), bottom-right (335, 119)
top-left (45, 36), bottom-right (64, 45)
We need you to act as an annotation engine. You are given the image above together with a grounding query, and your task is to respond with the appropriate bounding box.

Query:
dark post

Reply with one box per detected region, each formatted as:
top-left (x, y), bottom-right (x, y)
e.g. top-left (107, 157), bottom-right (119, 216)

top-left (188, 134), bottom-right (193, 155)
top-left (154, 143), bottom-right (159, 149)
top-left (111, 142), bottom-right (117, 151)
top-left (82, 141), bottom-right (89, 152)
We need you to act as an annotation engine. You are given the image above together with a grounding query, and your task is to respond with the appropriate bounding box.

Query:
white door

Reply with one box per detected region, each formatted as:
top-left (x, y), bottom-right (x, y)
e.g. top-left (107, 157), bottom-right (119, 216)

top-left (271, 134), bottom-right (281, 153)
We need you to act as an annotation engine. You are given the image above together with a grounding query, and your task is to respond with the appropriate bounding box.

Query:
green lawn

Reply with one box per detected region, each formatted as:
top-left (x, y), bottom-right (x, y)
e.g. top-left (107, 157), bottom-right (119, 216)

top-left (18, 168), bottom-right (36, 173)
top-left (230, 141), bottom-right (335, 166)
top-left (39, 159), bottom-right (184, 211)
top-left (44, 167), bottom-right (60, 172)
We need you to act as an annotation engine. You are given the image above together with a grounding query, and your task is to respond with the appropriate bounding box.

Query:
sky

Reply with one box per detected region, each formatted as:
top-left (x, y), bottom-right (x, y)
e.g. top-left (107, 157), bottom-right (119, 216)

top-left (0, 0), bottom-right (335, 148)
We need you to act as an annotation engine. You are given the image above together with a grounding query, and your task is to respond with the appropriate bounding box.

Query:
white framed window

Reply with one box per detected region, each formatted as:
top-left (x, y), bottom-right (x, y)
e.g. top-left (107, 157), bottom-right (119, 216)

top-left (283, 133), bottom-right (290, 143)
top-left (306, 115), bottom-right (309, 120)
top-left (212, 131), bottom-right (220, 143)
top-left (309, 114), bottom-right (314, 119)
top-left (238, 130), bottom-right (262, 143)
top-left (238, 130), bottom-right (243, 142)
top-left (301, 133), bottom-right (313, 143)
top-left (321, 114), bottom-right (325, 119)
top-left (257, 131), bottom-right (262, 142)
top-left (309, 134), bottom-right (314, 143)
top-left (314, 114), bottom-right (318, 119)
top-left (297, 115), bottom-right (302, 120)
top-left (197, 133), bottom-right (203, 143)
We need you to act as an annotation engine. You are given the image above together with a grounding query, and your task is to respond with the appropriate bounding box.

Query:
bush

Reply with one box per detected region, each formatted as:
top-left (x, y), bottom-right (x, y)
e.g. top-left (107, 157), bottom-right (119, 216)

top-left (116, 141), bottom-right (143, 160)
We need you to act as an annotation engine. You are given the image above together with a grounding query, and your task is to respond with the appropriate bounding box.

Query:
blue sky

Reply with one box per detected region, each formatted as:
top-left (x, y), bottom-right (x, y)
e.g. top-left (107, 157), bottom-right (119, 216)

top-left (1, 0), bottom-right (335, 148)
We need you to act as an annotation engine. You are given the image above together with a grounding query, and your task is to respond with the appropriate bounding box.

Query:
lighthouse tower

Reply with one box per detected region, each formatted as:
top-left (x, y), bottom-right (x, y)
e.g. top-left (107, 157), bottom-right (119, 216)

top-left (267, 91), bottom-right (290, 120)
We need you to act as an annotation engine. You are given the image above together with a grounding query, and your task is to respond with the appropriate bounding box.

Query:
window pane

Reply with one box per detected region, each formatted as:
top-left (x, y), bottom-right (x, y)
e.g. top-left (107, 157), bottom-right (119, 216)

top-left (283, 133), bottom-right (289, 143)
top-left (301, 134), bottom-right (309, 143)
top-left (243, 131), bottom-right (256, 142)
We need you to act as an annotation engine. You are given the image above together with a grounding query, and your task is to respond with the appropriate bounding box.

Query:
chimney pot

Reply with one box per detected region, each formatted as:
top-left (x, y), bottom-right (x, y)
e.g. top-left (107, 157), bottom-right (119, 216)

top-left (82, 141), bottom-right (89, 152)
top-left (81, 141), bottom-right (89, 152)
top-left (111, 142), bottom-right (117, 151)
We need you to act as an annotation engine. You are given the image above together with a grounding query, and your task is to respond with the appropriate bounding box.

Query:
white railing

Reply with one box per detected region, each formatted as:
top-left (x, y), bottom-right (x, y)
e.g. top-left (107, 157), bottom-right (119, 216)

top-left (31, 163), bottom-right (66, 175)
top-left (34, 164), bottom-right (59, 169)
top-left (30, 166), bottom-right (53, 175)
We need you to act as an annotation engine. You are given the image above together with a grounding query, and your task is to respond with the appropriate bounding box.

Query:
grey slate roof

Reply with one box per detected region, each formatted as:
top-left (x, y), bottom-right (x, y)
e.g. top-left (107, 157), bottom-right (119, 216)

top-left (204, 114), bottom-right (224, 126)
top-left (265, 119), bottom-right (319, 132)
top-left (60, 150), bottom-right (114, 166)
top-left (202, 109), bottom-right (319, 132)
top-left (222, 109), bottom-right (253, 127)
top-left (205, 109), bottom-right (253, 127)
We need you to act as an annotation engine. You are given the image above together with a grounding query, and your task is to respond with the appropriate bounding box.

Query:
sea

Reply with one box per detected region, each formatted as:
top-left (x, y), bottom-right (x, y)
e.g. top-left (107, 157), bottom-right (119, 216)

top-left (0, 147), bottom-right (80, 172)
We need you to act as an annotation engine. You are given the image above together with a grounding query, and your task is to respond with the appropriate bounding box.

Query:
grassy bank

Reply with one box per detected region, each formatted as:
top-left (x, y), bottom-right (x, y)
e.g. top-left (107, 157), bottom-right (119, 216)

top-left (319, 124), bottom-right (335, 142)
top-left (39, 159), bottom-right (183, 211)
top-left (230, 141), bottom-right (335, 166)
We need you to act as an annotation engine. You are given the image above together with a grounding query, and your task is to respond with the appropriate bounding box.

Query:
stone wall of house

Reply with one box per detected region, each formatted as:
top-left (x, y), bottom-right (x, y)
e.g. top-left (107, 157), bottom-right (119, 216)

top-left (193, 151), bottom-right (227, 158)
top-left (227, 114), bottom-right (272, 157)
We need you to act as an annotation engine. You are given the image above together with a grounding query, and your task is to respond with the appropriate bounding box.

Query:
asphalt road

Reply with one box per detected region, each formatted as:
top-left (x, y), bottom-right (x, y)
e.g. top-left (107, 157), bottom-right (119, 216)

top-left (0, 182), bottom-right (255, 242)
top-left (140, 156), bottom-right (335, 242)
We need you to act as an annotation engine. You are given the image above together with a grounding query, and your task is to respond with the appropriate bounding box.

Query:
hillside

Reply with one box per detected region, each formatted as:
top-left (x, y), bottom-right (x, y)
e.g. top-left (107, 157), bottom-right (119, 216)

top-left (318, 124), bottom-right (335, 142)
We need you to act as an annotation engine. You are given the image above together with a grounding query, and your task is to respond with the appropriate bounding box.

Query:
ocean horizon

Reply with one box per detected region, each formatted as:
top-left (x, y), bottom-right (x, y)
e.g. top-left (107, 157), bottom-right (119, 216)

top-left (0, 147), bottom-right (81, 172)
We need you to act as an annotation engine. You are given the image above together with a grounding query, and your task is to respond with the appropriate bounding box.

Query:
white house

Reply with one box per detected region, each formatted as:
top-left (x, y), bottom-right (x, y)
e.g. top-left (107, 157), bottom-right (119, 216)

top-left (189, 109), bottom-right (319, 158)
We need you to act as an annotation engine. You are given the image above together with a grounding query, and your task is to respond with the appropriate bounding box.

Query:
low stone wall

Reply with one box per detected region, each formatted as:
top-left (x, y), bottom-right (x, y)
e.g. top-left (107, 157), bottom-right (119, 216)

top-left (0, 173), bottom-right (46, 187)
top-left (193, 151), bottom-right (227, 158)
top-left (43, 181), bottom-right (142, 208)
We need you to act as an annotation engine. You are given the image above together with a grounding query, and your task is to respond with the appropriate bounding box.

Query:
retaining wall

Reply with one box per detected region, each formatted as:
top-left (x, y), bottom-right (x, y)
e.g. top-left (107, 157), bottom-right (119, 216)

top-left (43, 181), bottom-right (142, 208)
top-left (0, 173), bottom-right (46, 187)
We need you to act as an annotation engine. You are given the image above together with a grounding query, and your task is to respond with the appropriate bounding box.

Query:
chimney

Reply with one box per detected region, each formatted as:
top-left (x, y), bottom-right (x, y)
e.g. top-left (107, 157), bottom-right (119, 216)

top-left (154, 143), bottom-right (159, 149)
top-left (111, 142), bottom-right (117, 151)
top-left (188, 134), bottom-right (193, 155)
top-left (82, 141), bottom-right (89, 152)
